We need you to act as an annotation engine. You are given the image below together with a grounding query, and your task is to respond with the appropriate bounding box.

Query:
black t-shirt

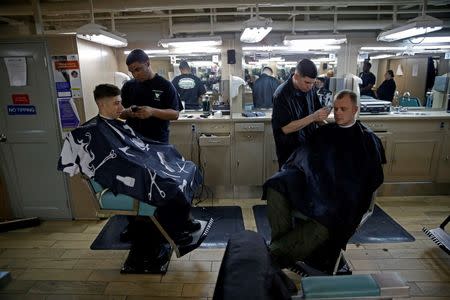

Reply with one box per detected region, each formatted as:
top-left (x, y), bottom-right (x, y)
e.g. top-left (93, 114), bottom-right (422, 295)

top-left (172, 74), bottom-right (206, 110)
top-left (271, 75), bottom-right (322, 169)
top-left (252, 73), bottom-right (280, 108)
top-left (359, 72), bottom-right (376, 97)
top-left (121, 74), bottom-right (181, 143)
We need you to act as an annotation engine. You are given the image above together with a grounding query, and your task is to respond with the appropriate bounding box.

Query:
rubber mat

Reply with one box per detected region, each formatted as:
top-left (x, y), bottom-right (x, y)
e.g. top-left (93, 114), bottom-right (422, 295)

top-left (90, 206), bottom-right (245, 250)
top-left (253, 204), bottom-right (415, 244)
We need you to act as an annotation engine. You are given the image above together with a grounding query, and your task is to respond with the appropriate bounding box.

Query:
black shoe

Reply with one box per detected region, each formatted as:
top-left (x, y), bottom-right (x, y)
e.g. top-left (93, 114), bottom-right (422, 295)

top-left (120, 226), bottom-right (132, 242)
top-left (185, 219), bottom-right (201, 233)
top-left (172, 231), bottom-right (193, 245)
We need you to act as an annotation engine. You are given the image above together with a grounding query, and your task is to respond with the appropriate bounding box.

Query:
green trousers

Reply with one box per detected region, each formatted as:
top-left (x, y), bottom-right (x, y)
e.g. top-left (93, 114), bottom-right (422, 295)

top-left (266, 187), bottom-right (329, 268)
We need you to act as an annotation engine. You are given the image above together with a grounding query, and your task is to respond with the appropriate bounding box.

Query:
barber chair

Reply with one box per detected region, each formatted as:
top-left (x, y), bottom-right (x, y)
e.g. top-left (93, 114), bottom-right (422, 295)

top-left (290, 191), bottom-right (377, 277)
top-left (86, 178), bottom-right (214, 274)
top-left (422, 215), bottom-right (450, 255)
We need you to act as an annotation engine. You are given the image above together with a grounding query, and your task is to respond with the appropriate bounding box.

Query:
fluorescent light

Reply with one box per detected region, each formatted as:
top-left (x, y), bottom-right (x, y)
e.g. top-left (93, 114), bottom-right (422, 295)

top-left (409, 36), bottom-right (450, 43)
top-left (124, 49), bottom-right (170, 55)
top-left (76, 23), bottom-right (127, 48)
top-left (377, 15), bottom-right (443, 42)
top-left (158, 36), bottom-right (222, 48)
top-left (240, 16), bottom-right (273, 43)
top-left (360, 46), bottom-right (407, 51)
top-left (412, 45), bottom-right (450, 50)
top-left (169, 47), bottom-right (221, 54)
top-left (370, 54), bottom-right (394, 60)
top-left (283, 34), bottom-right (347, 46)
top-left (242, 46), bottom-right (290, 52)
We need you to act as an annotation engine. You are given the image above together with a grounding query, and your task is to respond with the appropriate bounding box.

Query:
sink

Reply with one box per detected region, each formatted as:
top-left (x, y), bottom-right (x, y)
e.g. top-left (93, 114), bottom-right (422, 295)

top-left (391, 112), bottom-right (429, 116)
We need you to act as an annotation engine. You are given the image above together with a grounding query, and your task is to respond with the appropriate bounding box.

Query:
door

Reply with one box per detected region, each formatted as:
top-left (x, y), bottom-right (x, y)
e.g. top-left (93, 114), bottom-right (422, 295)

top-left (0, 40), bottom-right (71, 219)
top-left (234, 123), bottom-right (264, 185)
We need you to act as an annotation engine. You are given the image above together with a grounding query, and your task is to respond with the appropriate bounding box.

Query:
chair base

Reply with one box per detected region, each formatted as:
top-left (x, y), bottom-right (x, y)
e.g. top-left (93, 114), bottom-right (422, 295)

top-left (178, 218), bottom-right (214, 257)
top-left (120, 243), bottom-right (171, 274)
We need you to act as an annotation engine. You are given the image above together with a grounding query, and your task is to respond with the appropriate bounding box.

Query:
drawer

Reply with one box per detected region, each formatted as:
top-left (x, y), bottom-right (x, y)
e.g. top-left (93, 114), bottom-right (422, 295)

top-left (235, 122), bottom-right (264, 132)
top-left (198, 122), bottom-right (231, 133)
top-left (199, 135), bottom-right (231, 146)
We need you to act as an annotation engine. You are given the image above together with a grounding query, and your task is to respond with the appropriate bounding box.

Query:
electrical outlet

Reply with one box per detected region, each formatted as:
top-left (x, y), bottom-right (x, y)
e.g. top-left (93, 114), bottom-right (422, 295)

top-left (191, 124), bottom-right (196, 132)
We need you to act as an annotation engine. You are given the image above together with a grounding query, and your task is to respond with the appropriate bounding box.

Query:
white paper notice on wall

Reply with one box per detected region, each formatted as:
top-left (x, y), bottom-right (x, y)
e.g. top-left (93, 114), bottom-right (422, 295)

top-left (412, 64), bottom-right (418, 77)
top-left (4, 57), bottom-right (27, 86)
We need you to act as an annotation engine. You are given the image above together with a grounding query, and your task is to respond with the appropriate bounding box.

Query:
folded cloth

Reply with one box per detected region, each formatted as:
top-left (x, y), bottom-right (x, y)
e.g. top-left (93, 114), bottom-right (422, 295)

top-left (57, 115), bottom-right (202, 207)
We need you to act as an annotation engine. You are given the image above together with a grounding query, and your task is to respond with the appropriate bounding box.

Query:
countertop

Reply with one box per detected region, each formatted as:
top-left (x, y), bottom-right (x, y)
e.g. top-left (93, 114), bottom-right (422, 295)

top-left (175, 110), bottom-right (450, 123)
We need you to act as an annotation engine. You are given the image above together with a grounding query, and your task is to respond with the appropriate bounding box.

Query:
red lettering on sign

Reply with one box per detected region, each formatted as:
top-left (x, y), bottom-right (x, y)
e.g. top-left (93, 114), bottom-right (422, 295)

top-left (12, 94), bottom-right (30, 104)
top-left (54, 61), bottom-right (80, 70)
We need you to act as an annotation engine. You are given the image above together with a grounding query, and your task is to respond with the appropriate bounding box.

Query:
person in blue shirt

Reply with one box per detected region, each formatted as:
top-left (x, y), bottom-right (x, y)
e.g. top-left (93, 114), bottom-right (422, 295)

top-left (376, 70), bottom-right (396, 102)
top-left (359, 61), bottom-right (376, 98)
top-left (252, 66), bottom-right (280, 108)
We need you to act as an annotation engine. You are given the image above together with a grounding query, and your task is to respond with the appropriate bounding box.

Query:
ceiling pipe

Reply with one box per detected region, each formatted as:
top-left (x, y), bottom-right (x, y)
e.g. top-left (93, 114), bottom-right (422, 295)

top-left (31, 0), bottom-right (43, 35)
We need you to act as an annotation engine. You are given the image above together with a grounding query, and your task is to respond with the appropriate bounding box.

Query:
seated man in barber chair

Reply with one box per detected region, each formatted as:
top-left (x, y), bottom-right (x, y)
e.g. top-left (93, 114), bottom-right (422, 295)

top-left (263, 90), bottom-right (386, 274)
top-left (58, 84), bottom-right (204, 271)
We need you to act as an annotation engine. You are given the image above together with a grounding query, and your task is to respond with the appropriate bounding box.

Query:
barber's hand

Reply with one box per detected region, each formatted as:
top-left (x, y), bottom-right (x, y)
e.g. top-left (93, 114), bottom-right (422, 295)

top-left (313, 107), bottom-right (330, 122)
top-left (132, 106), bottom-right (154, 119)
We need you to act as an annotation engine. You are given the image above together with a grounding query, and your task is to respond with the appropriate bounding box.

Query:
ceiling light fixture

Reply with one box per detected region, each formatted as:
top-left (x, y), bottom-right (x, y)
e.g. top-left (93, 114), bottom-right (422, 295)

top-left (77, 23), bottom-right (128, 47)
top-left (377, 15), bottom-right (443, 42)
top-left (240, 5), bottom-right (273, 43)
top-left (158, 36), bottom-right (222, 48)
top-left (409, 36), bottom-right (450, 43)
top-left (283, 34), bottom-right (347, 47)
top-left (76, 0), bottom-right (127, 48)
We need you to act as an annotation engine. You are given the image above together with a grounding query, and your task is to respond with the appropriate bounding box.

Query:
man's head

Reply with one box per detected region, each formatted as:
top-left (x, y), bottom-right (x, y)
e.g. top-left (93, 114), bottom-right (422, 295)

top-left (315, 77), bottom-right (325, 89)
top-left (94, 84), bottom-right (123, 119)
top-left (333, 90), bottom-right (358, 126)
top-left (385, 69), bottom-right (394, 80)
top-left (262, 66), bottom-right (273, 76)
top-left (126, 49), bottom-right (152, 82)
top-left (293, 59), bottom-right (318, 92)
top-left (179, 60), bottom-right (191, 74)
top-left (363, 61), bottom-right (372, 73)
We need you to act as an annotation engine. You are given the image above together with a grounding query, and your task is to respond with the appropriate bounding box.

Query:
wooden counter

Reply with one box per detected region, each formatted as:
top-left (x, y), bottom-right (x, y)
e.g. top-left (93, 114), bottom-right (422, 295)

top-left (172, 111), bottom-right (450, 197)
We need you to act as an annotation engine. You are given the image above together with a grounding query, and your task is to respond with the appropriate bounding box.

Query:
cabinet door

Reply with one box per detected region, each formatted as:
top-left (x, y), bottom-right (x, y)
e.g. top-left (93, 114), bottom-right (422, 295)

top-left (169, 123), bottom-right (197, 163)
top-left (436, 134), bottom-right (450, 183)
top-left (389, 133), bottom-right (442, 181)
top-left (199, 135), bottom-right (231, 185)
top-left (374, 132), bottom-right (392, 180)
top-left (235, 132), bottom-right (264, 185)
top-left (264, 125), bottom-right (279, 179)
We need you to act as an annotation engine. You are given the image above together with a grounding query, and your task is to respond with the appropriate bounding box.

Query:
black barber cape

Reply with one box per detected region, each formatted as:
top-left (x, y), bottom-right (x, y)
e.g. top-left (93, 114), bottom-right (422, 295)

top-left (58, 116), bottom-right (202, 207)
top-left (263, 121), bottom-right (386, 249)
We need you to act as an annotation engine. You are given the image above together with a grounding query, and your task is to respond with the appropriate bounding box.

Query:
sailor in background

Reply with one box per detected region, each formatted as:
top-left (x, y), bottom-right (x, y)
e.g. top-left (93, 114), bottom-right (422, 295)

top-left (172, 60), bottom-right (206, 110)
top-left (376, 70), bottom-right (396, 102)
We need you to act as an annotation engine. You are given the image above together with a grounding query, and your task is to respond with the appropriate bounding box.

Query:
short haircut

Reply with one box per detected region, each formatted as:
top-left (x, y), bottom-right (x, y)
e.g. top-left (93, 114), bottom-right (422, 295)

top-left (335, 89), bottom-right (357, 106)
top-left (262, 66), bottom-right (273, 73)
top-left (296, 59), bottom-right (318, 79)
top-left (364, 61), bottom-right (372, 68)
top-left (126, 49), bottom-right (149, 65)
top-left (387, 70), bottom-right (394, 77)
top-left (93, 84), bottom-right (121, 101)
top-left (316, 77), bottom-right (326, 83)
top-left (179, 60), bottom-right (190, 70)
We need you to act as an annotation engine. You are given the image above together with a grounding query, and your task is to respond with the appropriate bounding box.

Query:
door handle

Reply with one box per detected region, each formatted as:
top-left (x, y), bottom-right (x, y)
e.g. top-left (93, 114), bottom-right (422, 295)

top-left (0, 134), bottom-right (6, 143)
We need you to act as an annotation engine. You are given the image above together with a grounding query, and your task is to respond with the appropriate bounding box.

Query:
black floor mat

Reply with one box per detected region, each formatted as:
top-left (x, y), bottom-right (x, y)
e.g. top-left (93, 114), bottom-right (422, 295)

top-left (253, 204), bottom-right (415, 244)
top-left (90, 206), bottom-right (245, 250)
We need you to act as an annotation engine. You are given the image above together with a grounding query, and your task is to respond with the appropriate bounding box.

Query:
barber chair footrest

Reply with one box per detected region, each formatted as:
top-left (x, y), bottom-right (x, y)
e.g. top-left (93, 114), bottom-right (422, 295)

top-left (120, 243), bottom-right (171, 274)
top-left (178, 218), bottom-right (214, 257)
top-left (422, 226), bottom-right (450, 255)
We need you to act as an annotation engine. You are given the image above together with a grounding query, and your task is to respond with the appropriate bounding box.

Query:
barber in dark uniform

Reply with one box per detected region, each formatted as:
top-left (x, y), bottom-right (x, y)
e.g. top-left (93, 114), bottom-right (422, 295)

top-left (121, 49), bottom-right (182, 143)
top-left (272, 59), bottom-right (330, 169)
top-left (359, 61), bottom-right (376, 98)
top-left (252, 66), bottom-right (280, 108)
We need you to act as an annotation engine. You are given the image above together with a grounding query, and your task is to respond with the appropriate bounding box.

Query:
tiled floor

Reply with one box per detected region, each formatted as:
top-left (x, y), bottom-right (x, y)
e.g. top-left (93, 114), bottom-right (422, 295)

top-left (0, 196), bottom-right (449, 299)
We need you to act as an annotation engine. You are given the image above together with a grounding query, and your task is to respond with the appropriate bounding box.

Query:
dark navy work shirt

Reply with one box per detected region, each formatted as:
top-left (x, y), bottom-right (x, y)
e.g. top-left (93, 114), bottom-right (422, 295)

top-left (377, 78), bottom-right (396, 102)
top-left (271, 75), bottom-right (322, 169)
top-left (172, 73), bottom-right (206, 110)
top-left (121, 74), bottom-right (181, 143)
top-left (252, 73), bottom-right (280, 108)
top-left (359, 71), bottom-right (376, 97)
